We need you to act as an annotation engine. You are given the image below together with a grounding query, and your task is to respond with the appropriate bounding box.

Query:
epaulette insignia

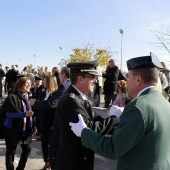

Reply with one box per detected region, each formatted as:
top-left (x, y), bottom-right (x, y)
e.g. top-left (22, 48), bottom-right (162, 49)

top-left (70, 93), bottom-right (76, 99)
top-left (130, 97), bottom-right (137, 102)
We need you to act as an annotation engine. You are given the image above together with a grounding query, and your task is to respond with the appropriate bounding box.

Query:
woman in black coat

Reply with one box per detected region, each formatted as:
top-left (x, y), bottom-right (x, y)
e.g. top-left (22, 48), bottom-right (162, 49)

top-left (3, 77), bottom-right (35, 170)
top-left (38, 74), bottom-right (58, 170)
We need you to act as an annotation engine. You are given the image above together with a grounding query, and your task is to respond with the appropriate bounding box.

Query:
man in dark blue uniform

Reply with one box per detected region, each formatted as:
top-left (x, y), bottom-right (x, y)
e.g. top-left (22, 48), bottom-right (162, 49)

top-left (54, 61), bottom-right (119, 170)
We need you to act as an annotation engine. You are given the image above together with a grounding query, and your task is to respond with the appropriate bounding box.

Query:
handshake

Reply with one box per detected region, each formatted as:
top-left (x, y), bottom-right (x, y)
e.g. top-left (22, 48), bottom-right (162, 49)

top-left (26, 110), bottom-right (34, 117)
top-left (107, 105), bottom-right (124, 119)
top-left (29, 99), bottom-right (36, 106)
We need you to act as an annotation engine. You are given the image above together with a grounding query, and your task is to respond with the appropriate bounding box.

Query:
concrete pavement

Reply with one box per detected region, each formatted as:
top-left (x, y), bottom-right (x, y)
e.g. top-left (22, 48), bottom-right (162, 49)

top-left (0, 93), bottom-right (118, 170)
top-left (0, 136), bottom-right (117, 170)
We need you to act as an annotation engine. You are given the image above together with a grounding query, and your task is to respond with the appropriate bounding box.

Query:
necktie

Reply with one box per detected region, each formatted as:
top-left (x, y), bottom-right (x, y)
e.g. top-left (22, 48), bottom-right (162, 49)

top-left (84, 100), bottom-right (93, 118)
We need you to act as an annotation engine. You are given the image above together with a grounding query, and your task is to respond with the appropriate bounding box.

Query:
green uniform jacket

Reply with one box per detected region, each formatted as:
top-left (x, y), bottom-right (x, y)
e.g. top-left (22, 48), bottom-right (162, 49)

top-left (82, 87), bottom-right (170, 170)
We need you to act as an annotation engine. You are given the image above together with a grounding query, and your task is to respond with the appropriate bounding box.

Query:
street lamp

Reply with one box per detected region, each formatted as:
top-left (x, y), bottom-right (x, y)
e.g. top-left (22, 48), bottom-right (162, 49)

top-left (119, 29), bottom-right (123, 71)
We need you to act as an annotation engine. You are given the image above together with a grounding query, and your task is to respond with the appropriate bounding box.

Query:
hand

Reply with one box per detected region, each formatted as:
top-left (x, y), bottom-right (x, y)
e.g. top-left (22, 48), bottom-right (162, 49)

top-left (69, 114), bottom-right (87, 137)
top-left (108, 105), bottom-right (124, 119)
top-left (29, 99), bottom-right (35, 106)
top-left (26, 110), bottom-right (34, 117)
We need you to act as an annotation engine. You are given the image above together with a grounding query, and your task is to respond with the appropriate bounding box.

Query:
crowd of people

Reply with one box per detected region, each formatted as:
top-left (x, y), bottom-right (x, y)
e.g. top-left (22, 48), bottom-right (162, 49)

top-left (0, 53), bottom-right (170, 170)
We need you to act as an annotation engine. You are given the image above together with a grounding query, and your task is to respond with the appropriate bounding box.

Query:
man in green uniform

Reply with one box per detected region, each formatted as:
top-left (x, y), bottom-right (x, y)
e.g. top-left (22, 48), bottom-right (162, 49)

top-left (69, 52), bottom-right (170, 170)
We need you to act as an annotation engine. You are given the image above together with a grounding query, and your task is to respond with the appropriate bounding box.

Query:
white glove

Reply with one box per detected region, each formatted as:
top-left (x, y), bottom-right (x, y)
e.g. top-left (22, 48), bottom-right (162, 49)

top-left (107, 105), bottom-right (124, 119)
top-left (69, 114), bottom-right (87, 137)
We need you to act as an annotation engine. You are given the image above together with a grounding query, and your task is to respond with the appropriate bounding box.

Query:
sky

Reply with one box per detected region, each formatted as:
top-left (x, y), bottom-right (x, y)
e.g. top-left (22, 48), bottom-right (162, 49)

top-left (0, 0), bottom-right (170, 72)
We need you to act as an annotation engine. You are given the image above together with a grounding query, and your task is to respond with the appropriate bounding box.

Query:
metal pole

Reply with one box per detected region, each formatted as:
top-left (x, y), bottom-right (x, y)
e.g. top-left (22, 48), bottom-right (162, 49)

top-left (119, 29), bottom-right (123, 71)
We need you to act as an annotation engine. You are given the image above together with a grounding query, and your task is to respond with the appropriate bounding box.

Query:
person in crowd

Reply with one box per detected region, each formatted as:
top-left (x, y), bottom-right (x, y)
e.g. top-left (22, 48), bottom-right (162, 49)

top-left (21, 66), bottom-right (29, 76)
top-left (161, 61), bottom-right (170, 85)
top-left (38, 74), bottom-right (58, 170)
top-left (5, 65), bottom-right (20, 95)
top-left (27, 72), bottom-right (35, 85)
top-left (30, 76), bottom-right (44, 136)
top-left (0, 64), bottom-right (5, 103)
top-left (15, 65), bottom-right (20, 75)
top-left (106, 80), bottom-right (127, 119)
top-left (95, 65), bottom-right (103, 106)
top-left (29, 67), bottom-right (70, 110)
top-left (44, 66), bottom-right (49, 78)
top-left (113, 80), bottom-right (127, 107)
top-left (38, 67), bottom-right (45, 79)
top-left (160, 61), bottom-right (170, 100)
top-left (69, 53), bottom-right (170, 170)
top-left (105, 80), bottom-right (127, 119)
top-left (52, 67), bottom-right (60, 86)
top-left (2, 77), bottom-right (35, 170)
top-left (118, 70), bottom-right (127, 81)
top-left (159, 70), bottom-right (168, 98)
top-left (8, 75), bottom-right (26, 95)
top-left (29, 67), bottom-right (71, 170)
top-left (4, 66), bottom-right (10, 95)
top-left (102, 58), bottom-right (119, 108)
top-left (54, 61), bottom-right (119, 170)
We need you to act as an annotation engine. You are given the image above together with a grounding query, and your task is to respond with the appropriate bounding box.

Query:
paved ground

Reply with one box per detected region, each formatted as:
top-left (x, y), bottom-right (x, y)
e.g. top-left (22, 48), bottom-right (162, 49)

top-left (0, 93), bottom-right (118, 170)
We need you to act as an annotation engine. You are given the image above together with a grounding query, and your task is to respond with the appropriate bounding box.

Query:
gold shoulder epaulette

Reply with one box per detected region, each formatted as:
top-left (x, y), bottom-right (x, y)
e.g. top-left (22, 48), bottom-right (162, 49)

top-left (70, 93), bottom-right (76, 99)
top-left (130, 97), bottom-right (137, 102)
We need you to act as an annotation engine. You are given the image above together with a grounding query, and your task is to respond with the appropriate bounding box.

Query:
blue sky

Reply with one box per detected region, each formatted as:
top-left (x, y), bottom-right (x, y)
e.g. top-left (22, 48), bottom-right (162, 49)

top-left (0, 0), bottom-right (170, 72)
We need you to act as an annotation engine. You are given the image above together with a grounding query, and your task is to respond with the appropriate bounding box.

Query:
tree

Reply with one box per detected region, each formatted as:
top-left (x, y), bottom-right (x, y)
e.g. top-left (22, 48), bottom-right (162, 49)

top-left (94, 49), bottom-right (111, 66)
top-left (58, 46), bottom-right (112, 67)
top-left (70, 48), bottom-right (92, 62)
top-left (150, 26), bottom-right (170, 54)
top-left (27, 64), bottom-right (33, 71)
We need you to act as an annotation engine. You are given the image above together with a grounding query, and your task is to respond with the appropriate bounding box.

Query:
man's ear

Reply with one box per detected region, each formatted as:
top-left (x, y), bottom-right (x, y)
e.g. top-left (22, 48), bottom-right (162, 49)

top-left (136, 75), bottom-right (142, 86)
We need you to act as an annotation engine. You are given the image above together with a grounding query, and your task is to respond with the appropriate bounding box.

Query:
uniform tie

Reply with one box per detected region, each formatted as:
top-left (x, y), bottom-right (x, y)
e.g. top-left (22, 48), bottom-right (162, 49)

top-left (84, 100), bottom-right (94, 118)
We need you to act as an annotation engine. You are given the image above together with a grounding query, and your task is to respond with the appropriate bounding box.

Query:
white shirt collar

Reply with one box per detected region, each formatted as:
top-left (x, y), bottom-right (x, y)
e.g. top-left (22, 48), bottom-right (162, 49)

top-left (64, 78), bottom-right (70, 83)
top-left (44, 90), bottom-right (51, 101)
top-left (72, 85), bottom-right (87, 100)
top-left (137, 86), bottom-right (154, 97)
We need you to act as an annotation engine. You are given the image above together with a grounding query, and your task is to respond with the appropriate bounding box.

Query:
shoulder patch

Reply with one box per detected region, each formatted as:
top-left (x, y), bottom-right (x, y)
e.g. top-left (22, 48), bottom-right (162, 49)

top-left (70, 93), bottom-right (76, 99)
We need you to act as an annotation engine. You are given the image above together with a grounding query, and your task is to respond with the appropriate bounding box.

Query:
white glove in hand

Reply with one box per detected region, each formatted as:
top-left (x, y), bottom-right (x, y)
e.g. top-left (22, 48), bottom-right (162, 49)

top-left (69, 114), bottom-right (87, 137)
top-left (107, 105), bottom-right (124, 119)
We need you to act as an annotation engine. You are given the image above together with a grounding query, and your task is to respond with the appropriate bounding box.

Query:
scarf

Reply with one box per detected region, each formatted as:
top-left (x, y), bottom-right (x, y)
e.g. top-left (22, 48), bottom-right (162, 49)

top-left (19, 93), bottom-right (33, 137)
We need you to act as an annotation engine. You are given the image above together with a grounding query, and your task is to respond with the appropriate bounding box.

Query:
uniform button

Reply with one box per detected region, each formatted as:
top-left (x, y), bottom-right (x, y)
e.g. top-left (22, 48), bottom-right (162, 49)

top-left (84, 157), bottom-right (86, 160)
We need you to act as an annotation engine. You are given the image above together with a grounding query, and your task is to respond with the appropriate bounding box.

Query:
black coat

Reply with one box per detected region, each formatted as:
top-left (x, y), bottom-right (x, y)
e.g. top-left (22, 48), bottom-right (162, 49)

top-left (102, 66), bottom-right (119, 94)
top-left (55, 85), bottom-right (119, 170)
top-left (33, 80), bottom-right (71, 110)
top-left (5, 69), bottom-right (18, 86)
top-left (30, 84), bottom-right (44, 100)
top-left (38, 90), bottom-right (56, 131)
top-left (2, 93), bottom-right (24, 145)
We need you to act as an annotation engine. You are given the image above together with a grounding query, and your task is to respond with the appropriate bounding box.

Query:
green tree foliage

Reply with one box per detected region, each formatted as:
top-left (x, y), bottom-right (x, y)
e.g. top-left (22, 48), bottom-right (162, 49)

top-left (70, 48), bottom-right (92, 62)
top-left (58, 46), bottom-right (112, 67)
top-left (94, 49), bottom-right (111, 66)
top-left (27, 64), bottom-right (33, 71)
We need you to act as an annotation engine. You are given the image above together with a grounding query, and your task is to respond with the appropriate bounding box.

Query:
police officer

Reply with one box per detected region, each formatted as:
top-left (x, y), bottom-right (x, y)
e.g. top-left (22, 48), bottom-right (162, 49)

top-left (55, 60), bottom-right (119, 170)
top-left (69, 53), bottom-right (170, 170)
